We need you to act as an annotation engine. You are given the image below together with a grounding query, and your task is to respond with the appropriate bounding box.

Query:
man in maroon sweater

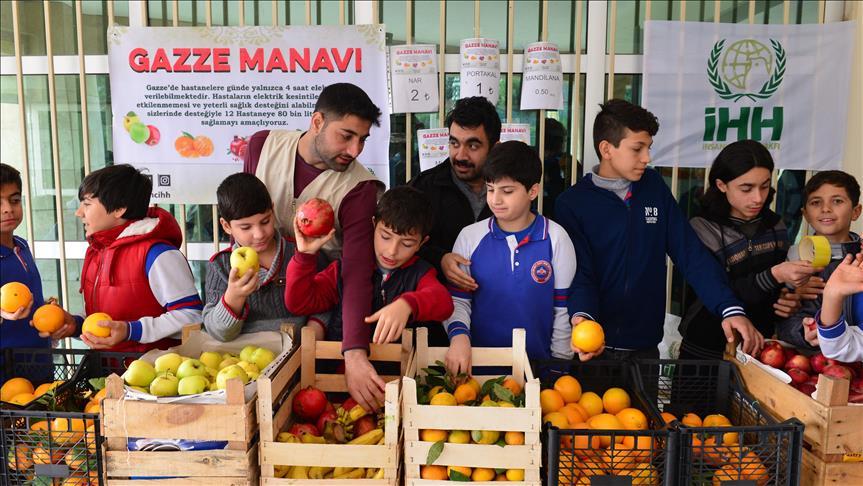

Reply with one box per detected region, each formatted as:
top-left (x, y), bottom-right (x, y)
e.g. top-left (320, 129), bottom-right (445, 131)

top-left (244, 83), bottom-right (386, 410)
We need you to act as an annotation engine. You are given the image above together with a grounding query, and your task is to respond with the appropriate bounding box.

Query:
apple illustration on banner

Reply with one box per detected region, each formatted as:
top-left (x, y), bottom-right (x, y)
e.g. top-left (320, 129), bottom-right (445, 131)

top-left (230, 247), bottom-right (259, 278)
top-left (296, 198), bottom-right (335, 237)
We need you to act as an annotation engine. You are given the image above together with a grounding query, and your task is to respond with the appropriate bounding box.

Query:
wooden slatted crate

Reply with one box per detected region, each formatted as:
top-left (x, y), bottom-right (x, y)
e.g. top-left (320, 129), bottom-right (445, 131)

top-left (402, 328), bottom-right (541, 485)
top-left (257, 326), bottom-right (412, 485)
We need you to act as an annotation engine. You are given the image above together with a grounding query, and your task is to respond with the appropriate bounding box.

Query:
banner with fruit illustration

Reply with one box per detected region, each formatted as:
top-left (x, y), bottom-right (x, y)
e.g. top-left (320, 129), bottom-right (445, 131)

top-left (642, 20), bottom-right (855, 170)
top-left (108, 25), bottom-right (389, 204)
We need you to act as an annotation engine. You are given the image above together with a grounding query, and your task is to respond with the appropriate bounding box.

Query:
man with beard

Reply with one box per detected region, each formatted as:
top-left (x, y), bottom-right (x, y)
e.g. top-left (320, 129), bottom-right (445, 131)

top-left (410, 97), bottom-right (500, 306)
top-left (244, 83), bottom-right (386, 411)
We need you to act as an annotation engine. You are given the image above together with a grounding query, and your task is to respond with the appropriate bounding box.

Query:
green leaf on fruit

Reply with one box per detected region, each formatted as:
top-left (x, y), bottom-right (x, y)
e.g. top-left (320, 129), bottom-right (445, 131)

top-left (449, 470), bottom-right (470, 481)
top-left (435, 360), bottom-right (446, 368)
top-left (493, 384), bottom-right (514, 403)
top-left (89, 377), bottom-right (106, 390)
top-left (424, 367), bottom-right (442, 376)
top-left (495, 438), bottom-right (506, 447)
top-left (495, 468), bottom-right (506, 474)
top-left (426, 440), bottom-right (444, 465)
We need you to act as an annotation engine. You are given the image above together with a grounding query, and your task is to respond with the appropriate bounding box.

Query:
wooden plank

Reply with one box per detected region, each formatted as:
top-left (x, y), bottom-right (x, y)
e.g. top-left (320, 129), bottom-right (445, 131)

top-left (108, 478), bottom-right (251, 486)
top-left (404, 480), bottom-right (538, 486)
top-left (315, 374), bottom-right (401, 393)
top-left (512, 329), bottom-right (526, 385)
top-left (814, 374), bottom-right (850, 406)
top-left (105, 449), bottom-right (250, 477)
top-left (315, 341), bottom-right (404, 362)
top-left (274, 383), bottom-right (300, 435)
top-left (801, 447), bottom-right (863, 485)
top-left (103, 399), bottom-right (248, 441)
top-left (421, 347), bottom-right (513, 368)
top-left (301, 327), bottom-right (316, 388)
top-left (261, 442), bottom-right (395, 468)
top-left (272, 349), bottom-right (301, 400)
top-left (404, 404), bottom-right (540, 432)
top-left (261, 479), bottom-right (396, 486)
top-left (257, 375), bottom-right (276, 479)
top-left (405, 441), bottom-right (540, 469)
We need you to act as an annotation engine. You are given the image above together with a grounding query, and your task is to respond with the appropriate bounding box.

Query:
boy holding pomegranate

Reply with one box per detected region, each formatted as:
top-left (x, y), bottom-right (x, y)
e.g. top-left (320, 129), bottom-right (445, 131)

top-left (443, 141), bottom-right (577, 375)
top-left (203, 173), bottom-right (329, 342)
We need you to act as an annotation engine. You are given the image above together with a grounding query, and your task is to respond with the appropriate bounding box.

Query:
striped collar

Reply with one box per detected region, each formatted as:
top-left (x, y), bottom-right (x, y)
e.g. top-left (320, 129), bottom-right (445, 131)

top-left (488, 214), bottom-right (548, 244)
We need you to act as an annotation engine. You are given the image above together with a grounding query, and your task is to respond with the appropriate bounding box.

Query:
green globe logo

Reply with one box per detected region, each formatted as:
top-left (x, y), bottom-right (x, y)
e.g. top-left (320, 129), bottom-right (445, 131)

top-left (707, 38), bottom-right (786, 102)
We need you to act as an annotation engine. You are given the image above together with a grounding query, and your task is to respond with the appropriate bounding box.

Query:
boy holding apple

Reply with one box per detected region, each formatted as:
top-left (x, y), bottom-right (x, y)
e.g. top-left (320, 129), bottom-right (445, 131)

top-left (203, 173), bottom-right (328, 342)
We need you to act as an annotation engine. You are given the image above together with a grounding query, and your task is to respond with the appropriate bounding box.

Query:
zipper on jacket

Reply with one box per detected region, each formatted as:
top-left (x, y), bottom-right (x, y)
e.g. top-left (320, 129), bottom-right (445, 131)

top-left (92, 251), bottom-right (106, 310)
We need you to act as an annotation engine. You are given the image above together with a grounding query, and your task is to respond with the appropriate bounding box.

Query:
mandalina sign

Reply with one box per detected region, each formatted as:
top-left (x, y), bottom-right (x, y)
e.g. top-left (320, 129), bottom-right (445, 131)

top-left (642, 21), bottom-right (855, 170)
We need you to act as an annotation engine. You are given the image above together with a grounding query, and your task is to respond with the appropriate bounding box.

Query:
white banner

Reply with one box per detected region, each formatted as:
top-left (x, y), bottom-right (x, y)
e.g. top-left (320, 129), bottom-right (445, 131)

top-left (390, 45), bottom-right (439, 113)
top-left (520, 42), bottom-right (563, 110)
top-left (108, 25), bottom-right (390, 204)
top-left (417, 128), bottom-right (450, 172)
top-left (642, 21), bottom-right (855, 170)
top-left (460, 38), bottom-right (500, 105)
top-left (500, 123), bottom-right (531, 144)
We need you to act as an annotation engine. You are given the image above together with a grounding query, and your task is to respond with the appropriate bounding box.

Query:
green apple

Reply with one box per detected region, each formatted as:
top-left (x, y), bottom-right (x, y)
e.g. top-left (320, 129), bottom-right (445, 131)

top-left (149, 373), bottom-right (179, 396)
top-left (206, 367), bottom-right (218, 379)
top-left (216, 364), bottom-right (249, 390)
top-left (154, 352), bottom-right (184, 375)
top-left (250, 347), bottom-right (276, 370)
top-left (209, 382), bottom-right (219, 392)
top-left (123, 360), bottom-right (157, 387)
top-left (237, 360), bottom-right (260, 377)
top-left (239, 345), bottom-right (258, 363)
top-left (177, 359), bottom-right (208, 379)
top-left (199, 351), bottom-right (222, 370)
top-left (123, 111), bottom-right (140, 132)
top-left (129, 122), bottom-right (150, 143)
top-left (178, 375), bottom-right (209, 395)
top-left (230, 247), bottom-right (259, 278)
top-left (218, 357), bottom-right (240, 370)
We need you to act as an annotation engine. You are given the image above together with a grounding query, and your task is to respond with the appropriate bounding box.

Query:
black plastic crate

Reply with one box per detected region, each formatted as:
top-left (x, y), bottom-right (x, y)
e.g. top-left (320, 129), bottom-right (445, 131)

top-left (1, 348), bottom-right (92, 411)
top-left (634, 359), bottom-right (803, 486)
top-left (533, 359), bottom-right (676, 486)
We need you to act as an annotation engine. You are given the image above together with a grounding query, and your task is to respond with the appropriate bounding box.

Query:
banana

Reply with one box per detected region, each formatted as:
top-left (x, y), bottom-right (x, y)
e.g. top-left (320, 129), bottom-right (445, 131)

top-left (308, 466), bottom-right (334, 479)
top-left (299, 433), bottom-right (327, 444)
top-left (289, 465), bottom-right (309, 479)
top-left (348, 428), bottom-right (384, 445)
top-left (376, 434), bottom-right (386, 445)
top-left (334, 468), bottom-right (365, 479)
top-left (274, 465), bottom-right (291, 478)
top-left (276, 432), bottom-right (300, 443)
top-left (333, 467), bottom-right (353, 477)
top-left (365, 467), bottom-right (378, 478)
top-left (346, 404), bottom-right (368, 423)
top-left (373, 467), bottom-right (386, 479)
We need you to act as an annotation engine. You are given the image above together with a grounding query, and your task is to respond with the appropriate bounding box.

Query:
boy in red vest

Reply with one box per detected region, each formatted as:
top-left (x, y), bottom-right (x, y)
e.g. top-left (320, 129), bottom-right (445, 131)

top-left (49, 165), bottom-right (203, 352)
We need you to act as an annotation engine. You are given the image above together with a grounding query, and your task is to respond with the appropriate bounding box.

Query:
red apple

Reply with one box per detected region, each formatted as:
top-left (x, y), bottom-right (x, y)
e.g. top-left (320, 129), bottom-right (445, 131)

top-left (797, 383), bottom-right (816, 396)
top-left (289, 422), bottom-right (320, 437)
top-left (784, 355), bottom-right (811, 374)
top-left (810, 353), bottom-right (829, 374)
top-left (850, 376), bottom-right (863, 393)
top-left (782, 347), bottom-right (797, 362)
top-left (296, 198), bottom-right (335, 237)
top-left (764, 341), bottom-right (784, 352)
top-left (787, 368), bottom-right (809, 385)
top-left (316, 409), bottom-right (338, 434)
top-left (145, 125), bottom-right (160, 146)
top-left (849, 391), bottom-right (863, 403)
top-left (839, 361), bottom-right (862, 378)
top-left (759, 347), bottom-right (786, 369)
top-left (805, 374), bottom-right (819, 386)
top-left (292, 386), bottom-right (328, 421)
top-left (353, 415), bottom-right (377, 438)
top-left (821, 364), bottom-right (853, 381)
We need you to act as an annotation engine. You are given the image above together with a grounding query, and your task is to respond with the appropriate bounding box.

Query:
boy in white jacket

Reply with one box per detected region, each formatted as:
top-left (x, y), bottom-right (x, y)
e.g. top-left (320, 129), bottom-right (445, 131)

top-left (811, 253), bottom-right (863, 362)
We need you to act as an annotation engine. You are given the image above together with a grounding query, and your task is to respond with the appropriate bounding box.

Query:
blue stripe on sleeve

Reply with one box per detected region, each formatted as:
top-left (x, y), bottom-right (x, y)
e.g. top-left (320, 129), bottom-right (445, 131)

top-left (144, 243), bottom-right (178, 275)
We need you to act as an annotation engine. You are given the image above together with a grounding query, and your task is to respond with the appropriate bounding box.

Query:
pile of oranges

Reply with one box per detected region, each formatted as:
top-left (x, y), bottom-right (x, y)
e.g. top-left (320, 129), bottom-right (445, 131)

top-left (1, 377), bottom-right (63, 406)
top-left (540, 375), bottom-right (660, 485)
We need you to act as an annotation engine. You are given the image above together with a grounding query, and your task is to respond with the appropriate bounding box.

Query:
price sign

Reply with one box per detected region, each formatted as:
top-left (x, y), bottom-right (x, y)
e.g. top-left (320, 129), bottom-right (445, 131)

top-left (521, 41), bottom-right (563, 110)
top-left (500, 123), bottom-right (531, 144)
top-left (460, 38), bottom-right (500, 105)
top-left (391, 44), bottom-right (439, 113)
top-left (418, 128), bottom-right (450, 172)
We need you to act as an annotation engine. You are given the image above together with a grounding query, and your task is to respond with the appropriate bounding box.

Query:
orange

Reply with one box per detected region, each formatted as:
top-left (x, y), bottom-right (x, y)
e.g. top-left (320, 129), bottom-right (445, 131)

top-left (420, 465), bottom-right (448, 480)
top-left (0, 281), bottom-right (32, 313)
top-left (616, 408), bottom-right (648, 430)
top-left (32, 445), bottom-right (66, 464)
top-left (540, 389), bottom-right (565, 415)
top-left (429, 392), bottom-right (457, 406)
top-left (554, 375), bottom-right (582, 403)
top-left (681, 413), bottom-right (702, 427)
top-left (713, 464), bottom-right (744, 486)
top-left (577, 391), bottom-right (603, 417)
top-left (622, 462), bottom-right (659, 485)
top-left (85, 424), bottom-right (97, 453)
top-left (30, 420), bottom-right (50, 432)
top-left (714, 422), bottom-right (739, 444)
top-left (7, 443), bottom-right (32, 470)
top-left (420, 429), bottom-right (448, 442)
top-left (602, 387), bottom-right (631, 414)
top-left (702, 413), bottom-right (731, 427)
top-left (92, 388), bottom-right (108, 401)
top-left (544, 411), bottom-right (570, 429)
top-left (465, 378), bottom-right (482, 395)
top-left (52, 417), bottom-right (86, 445)
top-left (447, 465), bottom-right (472, 480)
top-left (2, 377), bottom-right (34, 402)
top-left (82, 312), bottom-right (112, 338)
top-left (587, 413), bottom-right (624, 447)
top-left (9, 392), bottom-right (35, 405)
top-left (569, 423), bottom-right (602, 456)
top-left (561, 402), bottom-right (589, 425)
top-left (84, 400), bottom-right (100, 414)
top-left (33, 381), bottom-right (60, 398)
top-left (571, 320), bottom-right (604, 352)
top-left (660, 412), bottom-right (677, 424)
top-left (426, 385), bottom-right (443, 400)
top-left (573, 459), bottom-right (607, 477)
top-left (496, 473), bottom-right (508, 481)
top-left (453, 383), bottom-right (477, 404)
top-left (501, 377), bottom-right (522, 396)
top-left (32, 303), bottom-right (66, 333)
top-left (504, 431), bottom-right (524, 445)
top-left (505, 469), bottom-right (525, 481)
top-left (739, 450), bottom-right (769, 485)
top-left (620, 435), bottom-right (655, 461)
top-left (472, 468), bottom-right (496, 481)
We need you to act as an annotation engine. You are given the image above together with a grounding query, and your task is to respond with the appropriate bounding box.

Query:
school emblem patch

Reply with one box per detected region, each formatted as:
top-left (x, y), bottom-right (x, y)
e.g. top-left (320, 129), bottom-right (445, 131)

top-left (531, 260), bottom-right (552, 284)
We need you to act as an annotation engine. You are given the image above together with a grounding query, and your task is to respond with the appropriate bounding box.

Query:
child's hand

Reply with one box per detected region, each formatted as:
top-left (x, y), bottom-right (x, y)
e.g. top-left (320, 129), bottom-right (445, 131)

top-left (570, 315), bottom-right (605, 361)
top-left (80, 320), bottom-right (129, 349)
top-left (33, 309), bottom-right (77, 340)
top-left (365, 298), bottom-right (412, 344)
top-left (802, 317), bottom-right (819, 347)
top-left (773, 288), bottom-right (802, 318)
top-left (772, 260), bottom-right (818, 288)
top-left (445, 334), bottom-right (472, 376)
top-left (441, 252), bottom-right (477, 291)
top-left (823, 253), bottom-right (863, 299)
top-left (795, 276), bottom-right (825, 300)
top-left (0, 298), bottom-right (34, 322)
top-left (225, 266), bottom-right (258, 301)
top-left (293, 216), bottom-right (335, 255)
top-left (721, 315), bottom-right (764, 355)
top-left (344, 349), bottom-right (386, 411)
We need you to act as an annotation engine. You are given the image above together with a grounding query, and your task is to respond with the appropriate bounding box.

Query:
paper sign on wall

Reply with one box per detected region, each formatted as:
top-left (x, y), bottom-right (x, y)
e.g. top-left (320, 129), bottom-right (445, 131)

top-left (521, 41), bottom-right (563, 110)
top-left (418, 128), bottom-right (450, 172)
top-left (500, 123), bottom-right (531, 144)
top-left (390, 45), bottom-right (439, 113)
top-left (460, 38), bottom-right (500, 106)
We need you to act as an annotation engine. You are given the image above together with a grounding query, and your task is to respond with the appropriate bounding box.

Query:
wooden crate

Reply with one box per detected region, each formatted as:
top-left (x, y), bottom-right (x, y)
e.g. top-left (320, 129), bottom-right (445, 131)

top-left (257, 326), bottom-right (413, 485)
top-left (100, 326), bottom-right (289, 485)
top-left (402, 328), bottom-right (541, 485)
top-left (727, 347), bottom-right (863, 463)
top-left (801, 448), bottom-right (863, 485)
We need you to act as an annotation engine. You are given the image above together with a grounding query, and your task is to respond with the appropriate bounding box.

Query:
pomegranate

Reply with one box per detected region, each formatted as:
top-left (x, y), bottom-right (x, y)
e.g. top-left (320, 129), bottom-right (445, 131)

top-left (353, 415), bottom-right (377, 438)
top-left (849, 391), bottom-right (863, 403)
top-left (316, 409), bottom-right (338, 434)
top-left (821, 364), bottom-right (853, 381)
top-left (296, 198), bottom-right (335, 237)
top-left (810, 353), bottom-right (829, 374)
top-left (759, 346), bottom-right (786, 369)
top-left (784, 355), bottom-right (811, 374)
top-left (787, 368), bottom-right (809, 385)
top-left (342, 397), bottom-right (358, 412)
top-left (292, 386), bottom-right (328, 421)
top-left (289, 422), bottom-right (320, 437)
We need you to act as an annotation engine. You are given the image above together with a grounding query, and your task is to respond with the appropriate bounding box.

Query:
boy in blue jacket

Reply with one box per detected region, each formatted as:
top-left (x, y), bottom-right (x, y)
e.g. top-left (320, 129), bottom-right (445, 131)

top-left (554, 100), bottom-right (764, 360)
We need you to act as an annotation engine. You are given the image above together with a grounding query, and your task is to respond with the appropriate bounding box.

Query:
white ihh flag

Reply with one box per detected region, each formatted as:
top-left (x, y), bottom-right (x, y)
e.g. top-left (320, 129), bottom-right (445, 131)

top-left (642, 20), bottom-right (855, 170)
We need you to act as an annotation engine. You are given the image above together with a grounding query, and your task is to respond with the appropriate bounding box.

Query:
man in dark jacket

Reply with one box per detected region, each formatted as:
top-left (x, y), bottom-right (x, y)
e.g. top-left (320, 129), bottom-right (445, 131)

top-left (410, 97), bottom-right (500, 290)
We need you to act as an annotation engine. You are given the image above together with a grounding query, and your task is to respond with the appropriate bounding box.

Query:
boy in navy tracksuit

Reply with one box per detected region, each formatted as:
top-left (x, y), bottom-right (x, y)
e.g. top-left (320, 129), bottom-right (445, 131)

top-left (554, 100), bottom-right (764, 360)
top-left (444, 142), bottom-right (576, 374)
